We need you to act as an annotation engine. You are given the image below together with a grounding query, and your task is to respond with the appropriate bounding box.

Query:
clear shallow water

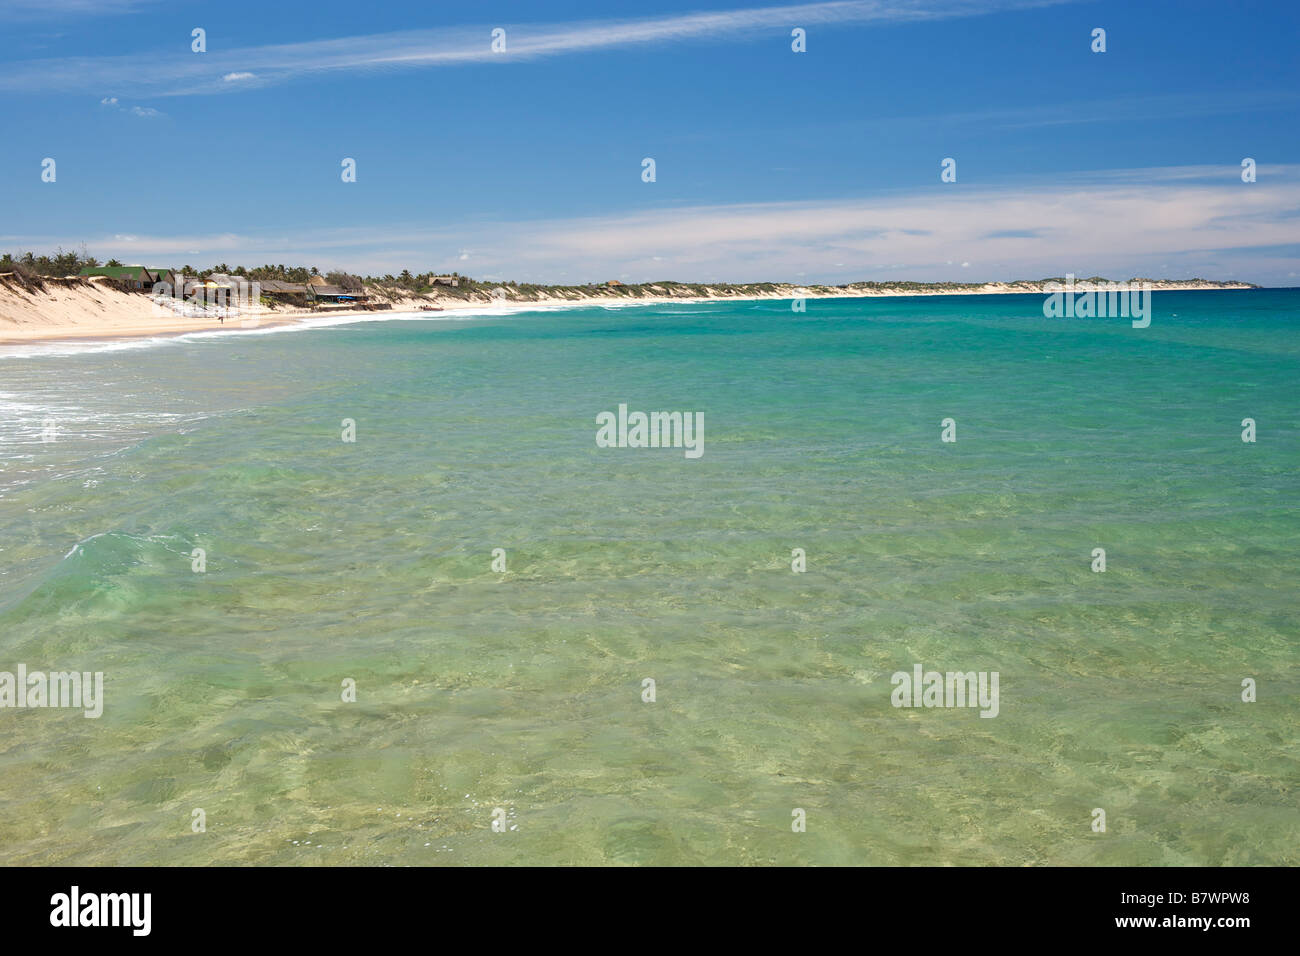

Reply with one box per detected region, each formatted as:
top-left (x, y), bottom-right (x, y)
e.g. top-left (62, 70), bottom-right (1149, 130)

top-left (0, 291), bottom-right (1296, 865)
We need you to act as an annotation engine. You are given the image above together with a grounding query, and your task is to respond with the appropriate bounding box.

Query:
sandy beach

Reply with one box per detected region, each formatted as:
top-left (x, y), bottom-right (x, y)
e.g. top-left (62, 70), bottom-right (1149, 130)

top-left (0, 274), bottom-right (1256, 347)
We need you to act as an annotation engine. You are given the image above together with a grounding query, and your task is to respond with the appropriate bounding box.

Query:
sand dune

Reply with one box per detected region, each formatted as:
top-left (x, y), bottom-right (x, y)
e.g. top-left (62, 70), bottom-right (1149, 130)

top-left (0, 273), bottom-right (1254, 346)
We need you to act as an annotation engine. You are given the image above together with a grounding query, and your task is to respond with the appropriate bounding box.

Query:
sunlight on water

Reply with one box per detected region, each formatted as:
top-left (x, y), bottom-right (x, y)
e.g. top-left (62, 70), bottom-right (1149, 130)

top-left (1, 292), bottom-right (1297, 865)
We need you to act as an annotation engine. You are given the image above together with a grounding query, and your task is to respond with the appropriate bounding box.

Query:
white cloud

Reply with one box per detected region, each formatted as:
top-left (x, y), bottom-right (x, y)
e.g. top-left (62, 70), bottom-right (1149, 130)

top-left (222, 72), bottom-right (256, 82)
top-left (0, 0), bottom-right (1069, 96)
top-left (20, 166), bottom-right (1293, 285)
top-left (98, 97), bottom-right (166, 118)
top-left (1, 0), bottom-right (155, 17)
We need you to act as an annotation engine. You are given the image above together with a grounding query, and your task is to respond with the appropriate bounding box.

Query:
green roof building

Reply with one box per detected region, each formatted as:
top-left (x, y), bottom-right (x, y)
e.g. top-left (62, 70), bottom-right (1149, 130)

top-left (78, 265), bottom-right (157, 289)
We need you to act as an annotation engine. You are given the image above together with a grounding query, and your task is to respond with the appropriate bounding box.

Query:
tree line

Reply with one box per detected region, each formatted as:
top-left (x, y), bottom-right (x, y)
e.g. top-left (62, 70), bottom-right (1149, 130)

top-left (0, 249), bottom-right (472, 291)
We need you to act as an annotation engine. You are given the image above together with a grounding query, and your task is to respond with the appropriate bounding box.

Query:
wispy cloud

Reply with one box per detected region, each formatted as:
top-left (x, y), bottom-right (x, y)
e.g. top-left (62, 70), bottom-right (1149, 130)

top-left (0, 0), bottom-right (156, 17)
top-left (98, 95), bottom-right (165, 118)
top-left (18, 166), bottom-right (1298, 284)
top-left (0, 0), bottom-right (1068, 96)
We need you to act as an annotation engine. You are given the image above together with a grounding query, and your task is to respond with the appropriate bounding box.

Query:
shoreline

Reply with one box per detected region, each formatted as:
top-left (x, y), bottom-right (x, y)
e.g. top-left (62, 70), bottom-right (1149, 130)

top-left (0, 281), bottom-right (1260, 348)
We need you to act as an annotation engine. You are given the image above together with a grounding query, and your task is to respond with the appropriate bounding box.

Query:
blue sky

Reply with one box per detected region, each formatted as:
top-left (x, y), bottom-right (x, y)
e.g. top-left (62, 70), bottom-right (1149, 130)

top-left (2, 0), bottom-right (1298, 284)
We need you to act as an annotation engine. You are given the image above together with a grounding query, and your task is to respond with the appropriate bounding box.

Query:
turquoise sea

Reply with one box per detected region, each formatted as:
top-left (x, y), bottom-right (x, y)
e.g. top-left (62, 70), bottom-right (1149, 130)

top-left (0, 291), bottom-right (1296, 866)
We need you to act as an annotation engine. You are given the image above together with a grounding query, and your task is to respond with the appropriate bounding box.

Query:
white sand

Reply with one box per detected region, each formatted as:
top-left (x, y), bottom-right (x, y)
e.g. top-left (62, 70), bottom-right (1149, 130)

top-left (0, 275), bottom-right (1253, 346)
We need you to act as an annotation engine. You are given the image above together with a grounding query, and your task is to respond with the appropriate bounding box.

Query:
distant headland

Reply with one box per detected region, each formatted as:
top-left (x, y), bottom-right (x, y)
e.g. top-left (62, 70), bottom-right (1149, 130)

top-left (0, 248), bottom-right (1260, 345)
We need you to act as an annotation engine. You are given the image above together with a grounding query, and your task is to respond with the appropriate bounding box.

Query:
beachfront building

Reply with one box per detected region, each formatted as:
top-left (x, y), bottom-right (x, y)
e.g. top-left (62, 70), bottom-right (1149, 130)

top-left (259, 279), bottom-right (308, 301)
top-left (305, 275), bottom-right (369, 304)
top-left (430, 275), bottom-right (460, 287)
top-left (306, 284), bottom-right (367, 304)
top-left (78, 265), bottom-right (157, 290)
top-left (206, 273), bottom-right (244, 291)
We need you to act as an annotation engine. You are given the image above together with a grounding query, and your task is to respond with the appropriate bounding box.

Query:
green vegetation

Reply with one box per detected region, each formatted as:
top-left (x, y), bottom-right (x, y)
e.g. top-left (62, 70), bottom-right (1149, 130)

top-left (0, 247), bottom-right (100, 278)
top-left (1, 248), bottom-right (1257, 300)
